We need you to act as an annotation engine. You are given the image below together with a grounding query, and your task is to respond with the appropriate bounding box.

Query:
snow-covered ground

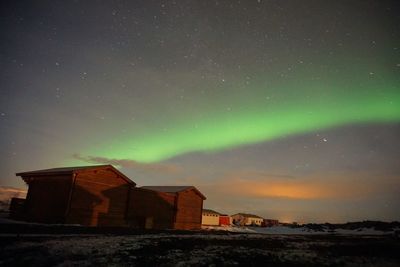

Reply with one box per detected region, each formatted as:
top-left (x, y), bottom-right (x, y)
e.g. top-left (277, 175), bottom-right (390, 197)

top-left (0, 218), bottom-right (398, 266)
top-left (202, 225), bottom-right (399, 235)
top-left (1, 213), bottom-right (397, 236)
top-left (1, 232), bottom-right (399, 266)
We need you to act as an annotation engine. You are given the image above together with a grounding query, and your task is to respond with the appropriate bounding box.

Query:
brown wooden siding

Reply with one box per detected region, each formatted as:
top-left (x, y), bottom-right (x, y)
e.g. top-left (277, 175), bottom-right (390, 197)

top-left (17, 166), bottom-right (205, 230)
top-left (174, 190), bottom-right (203, 230)
top-left (24, 175), bottom-right (72, 223)
top-left (127, 188), bottom-right (175, 229)
top-left (66, 168), bottom-right (130, 226)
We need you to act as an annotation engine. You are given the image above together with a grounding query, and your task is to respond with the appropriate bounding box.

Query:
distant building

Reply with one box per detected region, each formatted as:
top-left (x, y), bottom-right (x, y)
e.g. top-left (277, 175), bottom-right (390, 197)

top-left (202, 209), bottom-right (220, 226)
top-left (231, 213), bottom-right (264, 226)
top-left (219, 214), bottom-right (231, 226)
top-left (262, 219), bottom-right (279, 227)
top-left (12, 165), bottom-right (206, 230)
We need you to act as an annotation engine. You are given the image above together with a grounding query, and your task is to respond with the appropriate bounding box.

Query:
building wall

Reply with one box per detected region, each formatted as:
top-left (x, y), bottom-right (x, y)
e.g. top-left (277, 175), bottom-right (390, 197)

top-left (245, 217), bottom-right (263, 226)
top-left (231, 214), bottom-right (244, 225)
top-left (128, 188), bottom-right (204, 230)
top-left (18, 166), bottom-right (205, 230)
top-left (9, 198), bottom-right (26, 220)
top-left (66, 168), bottom-right (131, 226)
top-left (263, 219), bottom-right (279, 227)
top-left (174, 190), bottom-right (203, 230)
top-left (202, 213), bottom-right (220, 226)
top-left (231, 214), bottom-right (263, 226)
top-left (127, 188), bottom-right (175, 229)
top-left (219, 216), bottom-right (231, 226)
top-left (24, 175), bottom-right (72, 223)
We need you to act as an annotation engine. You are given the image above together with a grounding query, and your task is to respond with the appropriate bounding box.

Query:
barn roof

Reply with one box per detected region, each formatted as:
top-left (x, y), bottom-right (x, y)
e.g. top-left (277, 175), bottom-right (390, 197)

top-left (141, 186), bottom-right (206, 200)
top-left (232, 213), bottom-right (264, 219)
top-left (16, 165), bottom-right (136, 185)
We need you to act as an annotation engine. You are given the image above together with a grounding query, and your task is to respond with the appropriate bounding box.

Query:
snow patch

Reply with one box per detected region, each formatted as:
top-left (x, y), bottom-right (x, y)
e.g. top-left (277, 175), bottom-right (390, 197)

top-left (202, 225), bottom-right (396, 235)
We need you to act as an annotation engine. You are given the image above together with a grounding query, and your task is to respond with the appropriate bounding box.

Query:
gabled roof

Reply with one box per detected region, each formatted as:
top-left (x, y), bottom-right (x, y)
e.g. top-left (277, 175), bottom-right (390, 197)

top-left (141, 186), bottom-right (191, 193)
top-left (16, 165), bottom-right (104, 176)
top-left (202, 209), bottom-right (220, 215)
top-left (232, 213), bottom-right (264, 219)
top-left (141, 186), bottom-right (206, 200)
top-left (16, 165), bottom-right (136, 185)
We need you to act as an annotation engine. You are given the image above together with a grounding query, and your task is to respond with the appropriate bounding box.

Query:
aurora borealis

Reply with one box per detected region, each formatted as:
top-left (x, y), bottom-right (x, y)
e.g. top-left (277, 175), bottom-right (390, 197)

top-left (89, 80), bottom-right (400, 162)
top-left (1, 0), bottom-right (400, 223)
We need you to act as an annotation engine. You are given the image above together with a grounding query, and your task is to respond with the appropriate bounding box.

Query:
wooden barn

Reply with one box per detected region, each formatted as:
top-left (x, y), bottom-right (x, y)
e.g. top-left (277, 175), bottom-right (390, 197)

top-left (13, 165), bottom-right (206, 230)
top-left (128, 186), bottom-right (206, 230)
top-left (15, 165), bottom-right (136, 226)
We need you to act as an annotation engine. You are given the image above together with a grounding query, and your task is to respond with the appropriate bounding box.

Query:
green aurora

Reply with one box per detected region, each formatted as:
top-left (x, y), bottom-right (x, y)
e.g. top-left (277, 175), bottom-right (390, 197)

top-left (86, 76), bottom-right (400, 163)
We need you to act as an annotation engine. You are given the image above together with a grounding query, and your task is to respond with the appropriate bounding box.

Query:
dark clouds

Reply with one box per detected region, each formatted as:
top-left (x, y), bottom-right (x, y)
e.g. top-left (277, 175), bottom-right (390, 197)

top-left (72, 153), bottom-right (180, 173)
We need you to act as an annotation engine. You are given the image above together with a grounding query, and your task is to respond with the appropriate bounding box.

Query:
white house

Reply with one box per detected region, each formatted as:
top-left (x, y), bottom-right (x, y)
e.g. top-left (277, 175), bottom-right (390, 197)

top-left (231, 213), bottom-right (264, 226)
top-left (201, 209), bottom-right (220, 226)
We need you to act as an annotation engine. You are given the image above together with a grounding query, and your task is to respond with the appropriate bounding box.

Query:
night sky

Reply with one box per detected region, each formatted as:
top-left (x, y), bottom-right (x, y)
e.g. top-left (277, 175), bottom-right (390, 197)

top-left (1, 0), bottom-right (400, 223)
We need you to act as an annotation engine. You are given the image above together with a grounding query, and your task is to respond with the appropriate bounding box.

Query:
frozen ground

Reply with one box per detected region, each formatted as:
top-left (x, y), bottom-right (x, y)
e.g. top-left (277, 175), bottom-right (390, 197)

top-left (202, 225), bottom-right (399, 235)
top-left (1, 231), bottom-right (399, 266)
top-left (1, 217), bottom-right (399, 266)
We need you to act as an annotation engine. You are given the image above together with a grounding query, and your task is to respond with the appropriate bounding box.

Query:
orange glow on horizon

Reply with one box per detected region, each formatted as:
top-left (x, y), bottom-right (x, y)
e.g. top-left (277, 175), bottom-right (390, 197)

top-left (255, 183), bottom-right (323, 199)
top-left (202, 171), bottom-right (394, 201)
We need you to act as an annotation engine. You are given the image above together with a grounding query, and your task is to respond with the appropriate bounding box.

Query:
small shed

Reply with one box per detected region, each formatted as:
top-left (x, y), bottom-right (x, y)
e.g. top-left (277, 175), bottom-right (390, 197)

top-left (16, 165), bottom-right (135, 226)
top-left (219, 214), bottom-right (231, 226)
top-left (202, 209), bottom-right (220, 226)
top-left (131, 186), bottom-right (206, 230)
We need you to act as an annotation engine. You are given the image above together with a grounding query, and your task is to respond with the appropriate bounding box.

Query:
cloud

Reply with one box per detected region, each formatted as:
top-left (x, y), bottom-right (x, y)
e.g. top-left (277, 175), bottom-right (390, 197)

top-left (168, 170), bottom-right (400, 223)
top-left (188, 170), bottom-right (400, 201)
top-left (72, 154), bottom-right (181, 173)
top-left (227, 170), bottom-right (296, 180)
top-left (0, 186), bottom-right (27, 202)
